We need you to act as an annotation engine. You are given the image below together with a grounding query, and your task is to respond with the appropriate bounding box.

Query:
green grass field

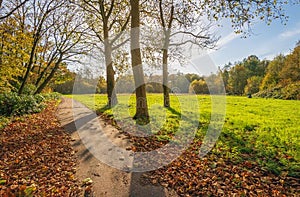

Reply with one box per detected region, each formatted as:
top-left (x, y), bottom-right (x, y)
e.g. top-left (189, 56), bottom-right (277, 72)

top-left (67, 94), bottom-right (300, 177)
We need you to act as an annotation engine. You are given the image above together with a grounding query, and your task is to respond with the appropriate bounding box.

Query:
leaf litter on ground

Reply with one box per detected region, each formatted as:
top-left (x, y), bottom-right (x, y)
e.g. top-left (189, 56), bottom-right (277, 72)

top-left (0, 101), bottom-right (82, 196)
top-left (99, 112), bottom-right (299, 196)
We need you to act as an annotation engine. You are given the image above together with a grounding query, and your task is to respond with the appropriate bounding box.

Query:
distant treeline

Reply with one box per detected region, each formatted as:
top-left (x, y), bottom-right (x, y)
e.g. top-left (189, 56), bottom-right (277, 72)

top-left (220, 42), bottom-right (300, 100)
top-left (54, 42), bottom-right (299, 100)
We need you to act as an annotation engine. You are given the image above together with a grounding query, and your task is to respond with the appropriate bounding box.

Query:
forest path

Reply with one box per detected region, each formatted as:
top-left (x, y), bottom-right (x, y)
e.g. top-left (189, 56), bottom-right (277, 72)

top-left (56, 97), bottom-right (177, 197)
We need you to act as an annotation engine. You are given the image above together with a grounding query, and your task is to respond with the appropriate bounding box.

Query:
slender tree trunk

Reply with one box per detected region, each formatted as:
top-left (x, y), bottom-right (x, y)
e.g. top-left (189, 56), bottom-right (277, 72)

top-left (104, 41), bottom-right (118, 107)
top-left (162, 28), bottom-right (171, 107)
top-left (18, 16), bottom-right (44, 95)
top-left (102, 12), bottom-right (118, 107)
top-left (162, 47), bottom-right (170, 107)
top-left (35, 68), bottom-right (45, 87)
top-left (18, 41), bottom-right (37, 95)
top-left (35, 59), bottom-right (54, 87)
top-left (130, 0), bottom-right (149, 122)
top-left (34, 55), bottom-right (62, 94)
top-left (0, 36), bottom-right (4, 65)
top-left (159, 1), bottom-right (174, 108)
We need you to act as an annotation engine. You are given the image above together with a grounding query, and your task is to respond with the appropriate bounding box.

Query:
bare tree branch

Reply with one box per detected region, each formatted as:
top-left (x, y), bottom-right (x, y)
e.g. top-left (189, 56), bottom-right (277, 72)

top-left (171, 31), bottom-right (210, 39)
top-left (112, 38), bottom-right (130, 51)
top-left (110, 12), bottom-right (130, 44)
top-left (0, 0), bottom-right (29, 20)
top-left (107, 0), bottom-right (115, 18)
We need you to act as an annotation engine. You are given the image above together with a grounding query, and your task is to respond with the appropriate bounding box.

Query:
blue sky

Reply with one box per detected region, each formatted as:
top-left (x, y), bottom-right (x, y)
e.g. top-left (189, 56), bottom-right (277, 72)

top-left (211, 3), bottom-right (300, 67)
top-left (74, 3), bottom-right (300, 77)
top-left (180, 2), bottom-right (300, 75)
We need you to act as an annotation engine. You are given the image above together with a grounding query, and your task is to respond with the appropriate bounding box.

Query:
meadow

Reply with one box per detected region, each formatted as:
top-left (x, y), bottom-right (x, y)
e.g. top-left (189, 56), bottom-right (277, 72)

top-left (67, 94), bottom-right (300, 177)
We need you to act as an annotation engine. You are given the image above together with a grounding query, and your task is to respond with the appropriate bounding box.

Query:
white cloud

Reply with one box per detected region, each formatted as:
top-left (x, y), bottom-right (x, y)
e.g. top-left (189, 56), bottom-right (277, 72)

top-left (279, 29), bottom-right (300, 39)
top-left (207, 32), bottom-right (239, 55)
top-left (217, 32), bottom-right (240, 47)
top-left (261, 49), bottom-right (291, 60)
top-left (259, 52), bottom-right (277, 60)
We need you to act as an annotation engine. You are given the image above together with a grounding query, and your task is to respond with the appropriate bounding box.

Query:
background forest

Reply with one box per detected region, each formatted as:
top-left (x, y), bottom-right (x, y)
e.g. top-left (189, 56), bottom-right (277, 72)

top-left (53, 42), bottom-right (300, 100)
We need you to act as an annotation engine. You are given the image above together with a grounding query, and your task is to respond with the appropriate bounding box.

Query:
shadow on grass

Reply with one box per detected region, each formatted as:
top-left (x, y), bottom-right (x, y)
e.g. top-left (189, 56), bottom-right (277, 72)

top-left (166, 107), bottom-right (181, 117)
top-left (96, 104), bottom-right (112, 114)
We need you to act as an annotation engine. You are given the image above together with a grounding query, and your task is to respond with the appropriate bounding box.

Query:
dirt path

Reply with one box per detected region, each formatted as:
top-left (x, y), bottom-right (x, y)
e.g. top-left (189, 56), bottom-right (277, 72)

top-left (56, 98), bottom-right (178, 197)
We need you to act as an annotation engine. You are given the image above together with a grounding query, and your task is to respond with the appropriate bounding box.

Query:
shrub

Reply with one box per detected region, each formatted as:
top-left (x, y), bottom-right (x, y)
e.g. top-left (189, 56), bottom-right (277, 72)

top-left (0, 92), bottom-right (60, 117)
top-left (281, 82), bottom-right (300, 100)
top-left (146, 84), bottom-right (154, 93)
top-left (22, 84), bottom-right (37, 95)
top-left (254, 82), bottom-right (300, 100)
top-left (41, 92), bottom-right (61, 100)
top-left (0, 116), bottom-right (9, 130)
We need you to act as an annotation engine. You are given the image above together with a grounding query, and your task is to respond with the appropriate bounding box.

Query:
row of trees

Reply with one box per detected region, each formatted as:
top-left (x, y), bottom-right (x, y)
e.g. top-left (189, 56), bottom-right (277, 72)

top-left (89, 42), bottom-right (299, 98)
top-left (115, 72), bottom-right (224, 94)
top-left (57, 40), bottom-right (299, 100)
top-left (220, 55), bottom-right (268, 95)
top-left (218, 43), bottom-right (300, 97)
top-left (0, 0), bottom-right (295, 122)
top-left (0, 0), bottom-right (87, 95)
top-left (186, 42), bottom-right (299, 98)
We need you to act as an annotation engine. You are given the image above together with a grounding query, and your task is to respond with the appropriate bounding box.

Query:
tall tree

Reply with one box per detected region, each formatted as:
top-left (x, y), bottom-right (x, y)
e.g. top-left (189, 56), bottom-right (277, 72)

top-left (279, 45), bottom-right (300, 84)
top-left (260, 54), bottom-right (285, 90)
top-left (130, 0), bottom-right (149, 122)
top-left (34, 2), bottom-right (86, 94)
top-left (244, 76), bottom-right (262, 94)
top-left (76, 0), bottom-right (131, 107)
top-left (147, 0), bottom-right (216, 107)
top-left (228, 64), bottom-right (248, 95)
top-left (17, 0), bottom-right (64, 95)
top-left (1, 0), bottom-right (87, 94)
top-left (0, 17), bottom-right (31, 92)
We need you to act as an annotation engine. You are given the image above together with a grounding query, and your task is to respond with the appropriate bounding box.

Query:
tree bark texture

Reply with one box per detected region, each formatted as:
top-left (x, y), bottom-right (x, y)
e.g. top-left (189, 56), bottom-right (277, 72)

top-left (130, 0), bottom-right (149, 122)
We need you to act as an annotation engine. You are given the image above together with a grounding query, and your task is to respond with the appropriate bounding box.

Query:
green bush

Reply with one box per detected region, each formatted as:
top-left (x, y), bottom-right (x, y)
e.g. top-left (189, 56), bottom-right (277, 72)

top-left (0, 116), bottom-right (9, 130)
top-left (254, 82), bottom-right (300, 100)
top-left (22, 84), bottom-right (37, 95)
top-left (0, 92), bottom-right (60, 117)
top-left (41, 92), bottom-right (61, 100)
top-left (282, 82), bottom-right (300, 100)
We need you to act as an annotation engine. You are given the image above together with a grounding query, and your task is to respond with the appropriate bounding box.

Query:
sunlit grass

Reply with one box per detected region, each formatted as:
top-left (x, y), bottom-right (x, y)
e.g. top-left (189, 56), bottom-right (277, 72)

top-left (66, 94), bottom-right (300, 177)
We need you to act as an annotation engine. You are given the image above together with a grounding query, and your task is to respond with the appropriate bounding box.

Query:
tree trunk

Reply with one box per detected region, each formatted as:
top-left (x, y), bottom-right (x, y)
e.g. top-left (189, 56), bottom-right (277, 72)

top-left (159, 1), bottom-right (173, 108)
top-left (34, 55), bottom-right (62, 94)
top-left (162, 28), bottom-right (171, 107)
top-left (130, 0), bottom-right (149, 123)
top-left (104, 41), bottom-right (118, 107)
top-left (18, 23), bottom-right (42, 95)
top-left (18, 45), bottom-right (36, 95)
top-left (35, 58), bottom-right (55, 87)
top-left (102, 6), bottom-right (118, 107)
top-left (162, 48), bottom-right (170, 107)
